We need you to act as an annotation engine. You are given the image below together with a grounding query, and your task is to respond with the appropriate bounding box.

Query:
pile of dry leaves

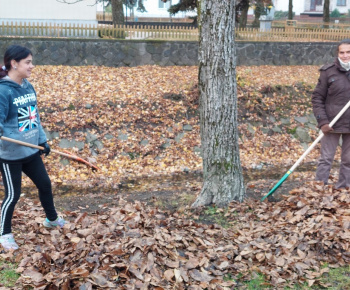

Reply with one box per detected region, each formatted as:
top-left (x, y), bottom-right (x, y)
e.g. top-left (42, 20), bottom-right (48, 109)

top-left (2, 181), bottom-right (349, 289)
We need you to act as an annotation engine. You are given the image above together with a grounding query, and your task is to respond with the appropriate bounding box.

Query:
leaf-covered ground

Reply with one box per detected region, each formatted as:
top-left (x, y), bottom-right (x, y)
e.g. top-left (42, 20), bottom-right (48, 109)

top-left (1, 65), bottom-right (348, 289)
top-left (26, 65), bottom-right (323, 190)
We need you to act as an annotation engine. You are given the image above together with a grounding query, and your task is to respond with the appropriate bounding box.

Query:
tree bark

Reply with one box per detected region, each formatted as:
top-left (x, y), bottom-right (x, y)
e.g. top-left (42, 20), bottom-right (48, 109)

top-left (323, 0), bottom-right (330, 27)
top-left (238, 0), bottom-right (250, 28)
top-left (252, 0), bottom-right (263, 27)
top-left (192, 0), bottom-right (245, 208)
top-left (288, 0), bottom-right (293, 20)
top-left (111, 0), bottom-right (124, 26)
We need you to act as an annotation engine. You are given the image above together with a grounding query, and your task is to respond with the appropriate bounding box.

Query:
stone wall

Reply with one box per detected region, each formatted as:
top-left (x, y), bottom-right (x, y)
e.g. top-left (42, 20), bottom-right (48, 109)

top-left (0, 38), bottom-right (198, 67)
top-left (0, 37), bottom-right (339, 67)
top-left (236, 42), bottom-right (337, 66)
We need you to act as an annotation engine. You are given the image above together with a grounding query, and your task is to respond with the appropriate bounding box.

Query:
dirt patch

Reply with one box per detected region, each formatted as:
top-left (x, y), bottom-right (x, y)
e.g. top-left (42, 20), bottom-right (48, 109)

top-left (8, 159), bottom-right (327, 221)
top-left (51, 172), bottom-right (203, 214)
top-left (38, 167), bottom-right (313, 217)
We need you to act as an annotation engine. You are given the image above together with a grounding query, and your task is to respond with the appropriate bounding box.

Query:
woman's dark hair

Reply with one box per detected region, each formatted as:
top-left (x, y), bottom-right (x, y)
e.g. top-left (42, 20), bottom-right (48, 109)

top-left (0, 45), bottom-right (32, 78)
top-left (337, 39), bottom-right (350, 53)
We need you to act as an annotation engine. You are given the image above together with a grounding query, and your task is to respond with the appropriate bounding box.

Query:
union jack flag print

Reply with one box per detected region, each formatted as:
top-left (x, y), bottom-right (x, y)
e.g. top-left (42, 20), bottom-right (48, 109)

top-left (18, 105), bottom-right (38, 132)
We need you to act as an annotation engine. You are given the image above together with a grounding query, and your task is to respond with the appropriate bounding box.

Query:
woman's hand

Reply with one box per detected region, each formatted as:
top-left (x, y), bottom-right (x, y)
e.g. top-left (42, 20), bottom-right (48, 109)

top-left (39, 142), bottom-right (51, 156)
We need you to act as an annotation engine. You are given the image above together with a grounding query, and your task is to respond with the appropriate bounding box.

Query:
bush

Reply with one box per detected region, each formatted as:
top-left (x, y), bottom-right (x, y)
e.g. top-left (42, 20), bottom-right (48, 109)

top-left (330, 8), bottom-right (341, 18)
top-left (274, 10), bottom-right (295, 20)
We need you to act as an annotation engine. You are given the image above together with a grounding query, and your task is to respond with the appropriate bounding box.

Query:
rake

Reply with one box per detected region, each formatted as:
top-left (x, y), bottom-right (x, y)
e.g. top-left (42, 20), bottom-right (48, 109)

top-left (261, 99), bottom-right (350, 201)
top-left (0, 136), bottom-right (99, 171)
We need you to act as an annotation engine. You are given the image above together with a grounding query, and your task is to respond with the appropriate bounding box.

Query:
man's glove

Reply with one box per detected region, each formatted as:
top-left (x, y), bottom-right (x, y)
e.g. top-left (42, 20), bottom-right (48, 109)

top-left (39, 142), bottom-right (51, 156)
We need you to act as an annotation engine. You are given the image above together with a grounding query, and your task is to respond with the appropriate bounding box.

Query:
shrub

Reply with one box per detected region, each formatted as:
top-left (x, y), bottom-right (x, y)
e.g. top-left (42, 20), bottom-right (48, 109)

top-left (274, 10), bottom-right (295, 20)
top-left (330, 8), bottom-right (341, 18)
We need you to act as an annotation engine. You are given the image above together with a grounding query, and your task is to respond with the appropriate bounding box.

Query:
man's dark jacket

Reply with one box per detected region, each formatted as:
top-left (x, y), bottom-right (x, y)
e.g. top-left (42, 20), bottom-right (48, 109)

top-left (312, 58), bottom-right (350, 133)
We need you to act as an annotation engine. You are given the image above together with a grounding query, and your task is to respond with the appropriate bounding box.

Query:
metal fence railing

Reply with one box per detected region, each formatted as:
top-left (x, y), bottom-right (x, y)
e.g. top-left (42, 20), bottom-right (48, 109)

top-left (1, 21), bottom-right (350, 42)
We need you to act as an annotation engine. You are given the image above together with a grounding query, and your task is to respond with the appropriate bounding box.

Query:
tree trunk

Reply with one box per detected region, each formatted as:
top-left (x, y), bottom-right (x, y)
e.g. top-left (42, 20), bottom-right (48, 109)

top-left (288, 0), bottom-right (293, 20)
top-left (252, 0), bottom-right (263, 27)
top-left (192, 0), bottom-right (245, 208)
top-left (323, 0), bottom-right (330, 27)
top-left (111, 0), bottom-right (124, 26)
top-left (239, 0), bottom-right (250, 28)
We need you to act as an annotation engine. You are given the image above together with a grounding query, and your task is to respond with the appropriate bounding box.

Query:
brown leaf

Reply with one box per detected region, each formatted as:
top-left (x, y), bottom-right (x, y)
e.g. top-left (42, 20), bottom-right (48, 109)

top-left (89, 273), bottom-right (108, 287)
top-left (166, 260), bottom-right (179, 268)
top-left (129, 267), bottom-right (144, 281)
top-left (70, 267), bottom-right (89, 278)
top-left (275, 256), bottom-right (285, 267)
top-left (163, 269), bottom-right (174, 281)
top-left (185, 258), bottom-right (200, 269)
top-left (189, 269), bottom-right (213, 282)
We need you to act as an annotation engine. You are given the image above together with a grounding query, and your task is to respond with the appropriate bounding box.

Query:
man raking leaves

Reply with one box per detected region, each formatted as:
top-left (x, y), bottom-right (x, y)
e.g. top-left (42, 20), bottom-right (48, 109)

top-left (312, 39), bottom-right (350, 189)
top-left (262, 39), bottom-right (350, 201)
top-left (0, 45), bottom-right (66, 251)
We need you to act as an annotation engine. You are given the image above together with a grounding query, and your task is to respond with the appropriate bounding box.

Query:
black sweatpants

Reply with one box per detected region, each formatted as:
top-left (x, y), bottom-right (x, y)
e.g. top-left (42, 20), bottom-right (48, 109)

top-left (0, 153), bottom-right (58, 235)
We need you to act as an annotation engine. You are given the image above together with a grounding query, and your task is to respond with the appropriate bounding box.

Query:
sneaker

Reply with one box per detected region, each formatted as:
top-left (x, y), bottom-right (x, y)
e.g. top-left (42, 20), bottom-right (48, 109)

top-left (0, 233), bottom-right (19, 250)
top-left (43, 217), bottom-right (66, 228)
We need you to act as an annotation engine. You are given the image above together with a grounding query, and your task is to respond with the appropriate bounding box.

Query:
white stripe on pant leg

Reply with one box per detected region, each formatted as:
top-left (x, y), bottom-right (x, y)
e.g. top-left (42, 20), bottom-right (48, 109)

top-left (0, 164), bottom-right (14, 235)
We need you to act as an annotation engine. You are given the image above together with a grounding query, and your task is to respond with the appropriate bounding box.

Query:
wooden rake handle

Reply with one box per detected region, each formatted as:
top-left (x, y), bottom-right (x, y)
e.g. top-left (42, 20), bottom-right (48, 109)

top-left (0, 136), bottom-right (99, 171)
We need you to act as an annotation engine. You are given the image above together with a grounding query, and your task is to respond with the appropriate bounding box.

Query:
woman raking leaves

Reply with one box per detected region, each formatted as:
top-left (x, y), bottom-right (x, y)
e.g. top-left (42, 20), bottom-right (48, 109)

top-left (0, 45), bottom-right (66, 251)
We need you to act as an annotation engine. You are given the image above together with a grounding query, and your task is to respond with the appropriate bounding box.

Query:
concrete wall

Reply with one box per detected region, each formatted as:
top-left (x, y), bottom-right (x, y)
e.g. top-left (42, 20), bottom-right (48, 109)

top-left (0, 37), bottom-right (339, 67)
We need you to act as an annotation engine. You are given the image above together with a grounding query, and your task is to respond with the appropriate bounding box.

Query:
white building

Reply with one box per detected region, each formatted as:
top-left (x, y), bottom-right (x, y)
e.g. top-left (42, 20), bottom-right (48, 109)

top-left (97, 0), bottom-right (196, 21)
top-left (304, 0), bottom-right (350, 14)
top-left (0, 0), bottom-right (195, 25)
top-left (273, 0), bottom-right (305, 15)
top-left (0, 0), bottom-right (98, 25)
top-left (133, 0), bottom-right (196, 19)
top-left (273, 0), bottom-right (350, 16)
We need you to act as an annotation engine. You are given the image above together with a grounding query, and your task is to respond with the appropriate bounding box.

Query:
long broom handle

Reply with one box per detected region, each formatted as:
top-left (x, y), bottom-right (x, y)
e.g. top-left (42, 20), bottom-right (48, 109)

top-left (261, 99), bottom-right (350, 201)
top-left (0, 136), bottom-right (99, 170)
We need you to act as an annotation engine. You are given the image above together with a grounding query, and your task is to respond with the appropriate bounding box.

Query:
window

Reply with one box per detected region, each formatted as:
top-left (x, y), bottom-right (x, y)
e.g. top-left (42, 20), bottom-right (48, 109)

top-left (316, 0), bottom-right (322, 5)
top-left (159, 0), bottom-right (170, 9)
top-left (337, 0), bottom-right (346, 5)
